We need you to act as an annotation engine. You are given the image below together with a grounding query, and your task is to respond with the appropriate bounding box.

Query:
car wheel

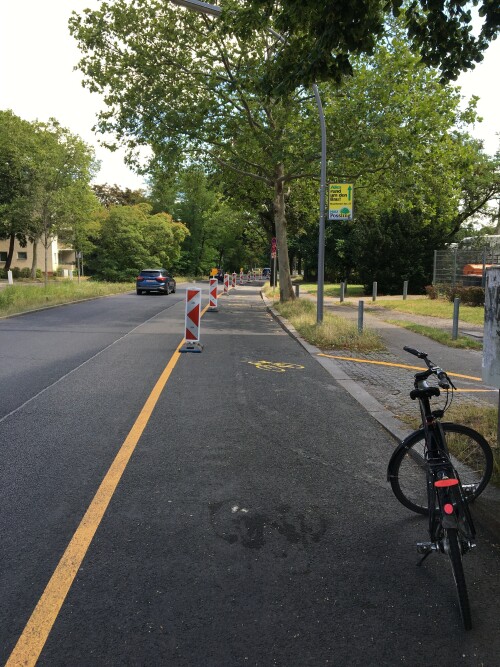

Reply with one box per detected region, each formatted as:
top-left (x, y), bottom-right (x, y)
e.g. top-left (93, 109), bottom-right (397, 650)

top-left (136, 289), bottom-right (142, 295)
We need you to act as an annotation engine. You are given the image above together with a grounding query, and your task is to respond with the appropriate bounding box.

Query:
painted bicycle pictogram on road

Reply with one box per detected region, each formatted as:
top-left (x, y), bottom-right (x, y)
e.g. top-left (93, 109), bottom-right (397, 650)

top-left (248, 360), bottom-right (305, 373)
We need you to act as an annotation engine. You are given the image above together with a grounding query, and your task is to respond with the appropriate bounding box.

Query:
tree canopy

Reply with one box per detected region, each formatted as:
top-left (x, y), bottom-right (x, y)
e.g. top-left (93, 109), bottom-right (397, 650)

top-left (86, 203), bottom-right (189, 281)
top-left (69, 2), bottom-right (500, 293)
top-left (233, 0), bottom-right (500, 93)
top-left (0, 111), bottom-right (99, 279)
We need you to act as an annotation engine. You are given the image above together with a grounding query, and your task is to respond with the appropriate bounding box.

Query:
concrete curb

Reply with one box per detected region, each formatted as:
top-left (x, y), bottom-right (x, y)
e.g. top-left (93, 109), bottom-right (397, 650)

top-left (261, 291), bottom-right (500, 541)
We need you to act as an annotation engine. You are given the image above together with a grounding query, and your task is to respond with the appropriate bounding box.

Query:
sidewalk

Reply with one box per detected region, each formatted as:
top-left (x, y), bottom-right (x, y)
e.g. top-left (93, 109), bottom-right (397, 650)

top-left (302, 290), bottom-right (493, 412)
top-left (262, 289), bottom-right (500, 540)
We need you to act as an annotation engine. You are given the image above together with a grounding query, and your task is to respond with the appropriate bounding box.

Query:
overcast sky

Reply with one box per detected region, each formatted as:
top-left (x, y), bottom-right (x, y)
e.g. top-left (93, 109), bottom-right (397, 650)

top-left (1, 1), bottom-right (498, 193)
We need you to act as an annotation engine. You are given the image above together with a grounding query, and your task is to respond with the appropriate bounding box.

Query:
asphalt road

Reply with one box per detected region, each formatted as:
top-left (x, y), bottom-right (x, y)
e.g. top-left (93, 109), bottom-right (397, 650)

top-left (1, 285), bottom-right (500, 666)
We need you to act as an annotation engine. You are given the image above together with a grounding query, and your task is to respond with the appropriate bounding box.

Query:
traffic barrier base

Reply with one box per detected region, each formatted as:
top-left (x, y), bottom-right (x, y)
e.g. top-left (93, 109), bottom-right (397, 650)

top-left (179, 341), bottom-right (204, 353)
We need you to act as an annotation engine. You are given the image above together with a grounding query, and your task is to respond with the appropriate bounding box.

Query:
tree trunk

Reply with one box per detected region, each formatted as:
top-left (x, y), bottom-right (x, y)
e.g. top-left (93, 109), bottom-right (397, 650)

top-left (44, 233), bottom-right (49, 287)
top-left (31, 239), bottom-right (38, 279)
top-left (5, 233), bottom-right (15, 272)
top-left (273, 163), bottom-right (294, 302)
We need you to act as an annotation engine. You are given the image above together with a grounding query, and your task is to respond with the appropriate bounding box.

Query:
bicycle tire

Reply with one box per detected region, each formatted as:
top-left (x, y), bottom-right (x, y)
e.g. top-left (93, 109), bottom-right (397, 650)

top-left (446, 528), bottom-right (472, 630)
top-left (388, 423), bottom-right (493, 515)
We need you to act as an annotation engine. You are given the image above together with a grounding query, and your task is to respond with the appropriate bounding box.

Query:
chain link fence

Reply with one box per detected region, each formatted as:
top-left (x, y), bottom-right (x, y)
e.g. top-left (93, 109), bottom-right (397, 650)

top-left (433, 249), bottom-right (500, 287)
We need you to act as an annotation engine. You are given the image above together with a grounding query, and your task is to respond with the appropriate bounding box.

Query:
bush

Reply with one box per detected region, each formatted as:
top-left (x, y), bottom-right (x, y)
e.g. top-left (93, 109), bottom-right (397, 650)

top-left (454, 286), bottom-right (485, 307)
top-left (20, 268), bottom-right (31, 278)
top-left (425, 285), bottom-right (437, 299)
top-left (425, 283), bottom-right (484, 306)
top-left (11, 267), bottom-right (21, 279)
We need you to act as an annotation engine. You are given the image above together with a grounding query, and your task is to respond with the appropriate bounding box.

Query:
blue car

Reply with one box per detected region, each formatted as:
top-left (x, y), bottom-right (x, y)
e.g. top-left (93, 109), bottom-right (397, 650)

top-left (136, 268), bottom-right (176, 295)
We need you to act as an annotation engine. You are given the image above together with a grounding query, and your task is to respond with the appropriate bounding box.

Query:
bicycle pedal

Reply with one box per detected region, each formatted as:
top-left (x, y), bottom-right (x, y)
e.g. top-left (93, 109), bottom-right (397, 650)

top-left (461, 484), bottom-right (477, 500)
top-left (416, 542), bottom-right (438, 554)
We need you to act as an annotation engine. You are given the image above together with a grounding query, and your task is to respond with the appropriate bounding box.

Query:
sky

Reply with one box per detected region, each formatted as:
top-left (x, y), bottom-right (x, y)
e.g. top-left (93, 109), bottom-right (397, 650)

top-left (0, 1), bottom-right (499, 193)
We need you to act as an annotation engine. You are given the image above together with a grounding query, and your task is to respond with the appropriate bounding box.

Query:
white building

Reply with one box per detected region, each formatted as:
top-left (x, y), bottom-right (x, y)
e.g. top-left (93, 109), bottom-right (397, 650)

top-left (0, 237), bottom-right (75, 275)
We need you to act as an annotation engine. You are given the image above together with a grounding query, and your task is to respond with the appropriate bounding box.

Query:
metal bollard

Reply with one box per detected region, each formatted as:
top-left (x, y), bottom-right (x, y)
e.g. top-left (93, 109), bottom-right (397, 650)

top-left (403, 280), bottom-right (408, 300)
top-left (452, 297), bottom-right (460, 340)
top-left (340, 282), bottom-right (345, 302)
top-left (358, 300), bottom-right (364, 333)
top-left (372, 282), bottom-right (377, 302)
top-left (295, 284), bottom-right (299, 297)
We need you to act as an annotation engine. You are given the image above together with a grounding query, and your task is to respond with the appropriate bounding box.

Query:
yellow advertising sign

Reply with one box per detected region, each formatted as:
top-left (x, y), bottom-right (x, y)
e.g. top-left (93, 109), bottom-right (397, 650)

top-left (328, 183), bottom-right (353, 220)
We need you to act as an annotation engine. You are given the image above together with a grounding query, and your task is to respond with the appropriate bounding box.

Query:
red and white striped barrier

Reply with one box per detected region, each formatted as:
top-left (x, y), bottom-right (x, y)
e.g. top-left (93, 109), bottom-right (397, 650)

top-left (232, 272), bottom-right (236, 288)
top-left (208, 277), bottom-right (218, 312)
top-left (223, 273), bottom-right (229, 295)
top-left (179, 287), bottom-right (203, 352)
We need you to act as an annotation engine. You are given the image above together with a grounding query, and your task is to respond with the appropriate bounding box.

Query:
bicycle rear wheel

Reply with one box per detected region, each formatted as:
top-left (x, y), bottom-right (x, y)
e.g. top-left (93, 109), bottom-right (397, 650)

top-left (388, 423), bottom-right (493, 515)
top-left (446, 528), bottom-right (472, 630)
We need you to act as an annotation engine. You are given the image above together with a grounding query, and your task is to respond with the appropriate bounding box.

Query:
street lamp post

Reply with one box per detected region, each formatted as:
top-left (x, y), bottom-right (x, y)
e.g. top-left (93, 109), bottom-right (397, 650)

top-left (170, 0), bottom-right (326, 322)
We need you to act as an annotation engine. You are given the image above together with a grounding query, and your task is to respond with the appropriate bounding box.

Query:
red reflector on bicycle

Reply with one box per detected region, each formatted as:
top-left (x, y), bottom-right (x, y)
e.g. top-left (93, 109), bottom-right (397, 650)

top-left (434, 479), bottom-right (459, 487)
top-left (444, 503), bottom-right (454, 514)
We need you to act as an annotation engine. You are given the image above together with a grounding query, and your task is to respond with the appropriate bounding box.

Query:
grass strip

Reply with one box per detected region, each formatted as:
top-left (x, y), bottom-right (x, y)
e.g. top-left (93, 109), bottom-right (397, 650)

top-left (299, 283), bottom-right (365, 298)
top-left (267, 291), bottom-right (384, 352)
top-left (0, 281), bottom-right (134, 317)
top-left (386, 319), bottom-right (483, 350)
top-left (373, 298), bottom-right (484, 325)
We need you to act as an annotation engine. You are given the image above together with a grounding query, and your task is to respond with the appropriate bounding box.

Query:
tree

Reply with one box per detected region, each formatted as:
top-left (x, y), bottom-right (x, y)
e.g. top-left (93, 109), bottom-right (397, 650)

top-left (291, 27), bottom-right (500, 289)
top-left (86, 203), bottom-right (189, 281)
top-left (70, 0), bottom-right (331, 300)
top-left (148, 163), bottom-right (262, 274)
top-left (0, 110), bottom-right (38, 271)
top-left (27, 120), bottom-right (98, 283)
top-left (93, 183), bottom-right (147, 208)
top-left (236, 0), bottom-right (500, 93)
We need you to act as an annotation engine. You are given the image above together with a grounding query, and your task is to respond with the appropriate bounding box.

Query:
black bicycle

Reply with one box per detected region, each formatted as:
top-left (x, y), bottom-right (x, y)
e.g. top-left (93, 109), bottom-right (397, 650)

top-left (387, 346), bottom-right (493, 630)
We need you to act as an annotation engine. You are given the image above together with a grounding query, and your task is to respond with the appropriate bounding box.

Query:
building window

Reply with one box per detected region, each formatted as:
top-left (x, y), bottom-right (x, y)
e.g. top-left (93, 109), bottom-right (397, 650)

top-left (17, 251), bottom-right (28, 260)
top-left (0, 251), bottom-right (7, 262)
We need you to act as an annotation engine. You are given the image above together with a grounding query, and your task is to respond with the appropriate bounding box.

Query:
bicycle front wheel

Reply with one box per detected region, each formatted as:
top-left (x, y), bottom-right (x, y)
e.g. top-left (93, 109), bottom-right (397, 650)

top-left (446, 528), bottom-right (472, 630)
top-left (388, 423), bottom-right (493, 515)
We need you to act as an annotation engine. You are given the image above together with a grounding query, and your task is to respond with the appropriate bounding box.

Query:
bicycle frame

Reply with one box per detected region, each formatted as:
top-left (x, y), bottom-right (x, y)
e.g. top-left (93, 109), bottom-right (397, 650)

top-left (415, 383), bottom-right (476, 556)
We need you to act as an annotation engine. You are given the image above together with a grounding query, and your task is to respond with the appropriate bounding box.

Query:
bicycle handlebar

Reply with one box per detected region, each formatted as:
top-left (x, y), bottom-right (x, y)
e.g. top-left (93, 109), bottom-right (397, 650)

top-left (403, 346), bottom-right (456, 390)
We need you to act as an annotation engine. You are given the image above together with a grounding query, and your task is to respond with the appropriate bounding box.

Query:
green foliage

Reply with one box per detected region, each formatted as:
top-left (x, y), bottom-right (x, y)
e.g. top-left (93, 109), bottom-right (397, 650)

top-left (428, 283), bottom-right (485, 306)
top-left (148, 165), bottom-right (262, 275)
top-left (92, 183), bottom-right (147, 208)
top-left (307, 27), bottom-right (499, 288)
top-left (0, 110), bottom-right (99, 278)
top-left (86, 203), bottom-right (189, 281)
top-left (236, 0), bottom-right (500, 93)
top-left (350, 210), bottom-right (447, 294)
top-left (69, 5), bottom-right (500, 297)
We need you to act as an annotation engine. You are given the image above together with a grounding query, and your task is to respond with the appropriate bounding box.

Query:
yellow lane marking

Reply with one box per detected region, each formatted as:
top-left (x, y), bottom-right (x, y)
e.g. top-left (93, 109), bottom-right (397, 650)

top-left (453, 389), bottom-right (498, 393)
top-left (317, 354), bottom-right (485, 382)
top-left (6, 298), bottom-right (218, 666)
top-left (7, 337), bottom-right (185, 667)
top-left (8, 298), bottom-right (213, 665)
